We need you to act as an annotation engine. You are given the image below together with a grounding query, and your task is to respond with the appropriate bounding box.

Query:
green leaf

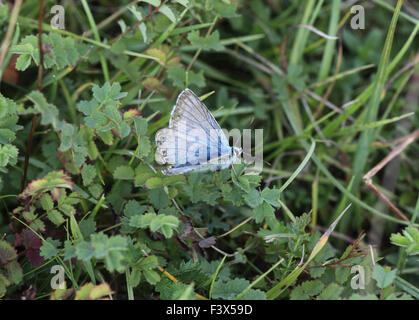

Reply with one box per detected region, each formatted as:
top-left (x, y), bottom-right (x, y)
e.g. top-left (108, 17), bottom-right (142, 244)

top-left (301, 279), bottom-right (325, 296)
top-left (40, 193), bottom-right (54, 211)
top-left (143, 269), bottom-right (161, 285)
top-left (167, 66), bottom-right (206, 88)
top-left (232, 175), bottom-right (250, 193)
top-left (138, 255), bottom-right (159, 270)
top-left (0, 144), bottom-right (19, 168)
top-left (317, 283), bottom-right (344, 300)
top-left (59, 203), bottom-right (76, 217)
top-left (128, 6), bottom-right (148, 43)
top-left (373, 265), bottom-right (397, 289)
top-left (145, 177), bottom-right (163, 189)
top-left (148, 188), bottom-right (170, 209)
top-left (173, 0), bottom-right (189, 7)
top-left (187, 30), bottom-right (225, 51)
top-left (129, 213), bottom-right (179, 239)
top-left (9, 43), bottom-right (34, 54)
top-left (290, 280), bottom-right (324, 300)
top-left (47, 209), bottom-right (66, 226)
top-left (335, 267), bottom-right (350, 284)
top-left (86, 233), bottom-right (129, 273)
top-left (19, 170), bottom-right (74, 200)
top-left (40, 238), bottom-right (61, 260)
top-left (139, 136), bottom-right (151, 157)
top-left (390, 226), bottom-right (419, 255)
top-left (6, 261), bottom-right (23, 284)
top-left (113, 165), bottom-right (134, 180)
top-left (290, 285), bottom-right (309, 300)
top-left (139, 0), bottom-right (161, 6)
top-left (243, 189), bottom-right (263, 208)
top-left (261, 188), bottom-right (281, 207)
top-left (0, 240), bottom-right (18, 263)
top-left (159, 5), bottom-right (177, 23)
top-left (212, 278), bottom-right (266, 300)
top-left (133, 117), bottom-right (148, 136)
top-left (124, 200), bottom-right (147, 217)
top-left (254, 202), bottom-right (275, 223)
top-left (129, 268), bottom-right (142, 287)
top-left (15, 54), bottom-right (32, 71)
top-left (79, 219), bottom-right (96, 239)
top-left (81, 164), bottom-right (97, 186)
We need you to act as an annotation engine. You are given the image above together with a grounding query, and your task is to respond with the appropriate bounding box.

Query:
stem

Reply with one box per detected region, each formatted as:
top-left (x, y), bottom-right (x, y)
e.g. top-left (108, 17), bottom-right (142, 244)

top-left (20, 0), bottom-right (44, 192)
top-left (80, 0), bottom-right (110, 82)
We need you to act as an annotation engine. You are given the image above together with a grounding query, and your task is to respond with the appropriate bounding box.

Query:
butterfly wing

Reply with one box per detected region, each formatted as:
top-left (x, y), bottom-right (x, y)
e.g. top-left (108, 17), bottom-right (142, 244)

top-left (155, 89), bottom-right (233, 175)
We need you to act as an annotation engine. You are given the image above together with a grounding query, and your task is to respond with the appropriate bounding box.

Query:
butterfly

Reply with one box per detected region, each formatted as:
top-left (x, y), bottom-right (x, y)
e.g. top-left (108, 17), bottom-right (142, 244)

top-left (155, 89), bottom-right (242, 175)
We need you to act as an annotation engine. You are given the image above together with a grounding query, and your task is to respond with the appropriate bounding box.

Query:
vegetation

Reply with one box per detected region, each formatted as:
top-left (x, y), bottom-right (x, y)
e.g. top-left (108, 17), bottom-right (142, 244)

top-left (0, 0), bottom-right (418, 300)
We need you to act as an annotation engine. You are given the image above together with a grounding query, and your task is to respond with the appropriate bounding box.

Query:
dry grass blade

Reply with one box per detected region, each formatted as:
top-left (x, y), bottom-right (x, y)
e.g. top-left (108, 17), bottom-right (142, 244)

top-left (363, 129), bottom-right (419, 222)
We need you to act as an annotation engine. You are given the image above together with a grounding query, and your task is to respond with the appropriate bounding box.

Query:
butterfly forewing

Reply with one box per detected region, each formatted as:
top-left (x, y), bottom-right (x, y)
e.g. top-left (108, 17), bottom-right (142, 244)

top-left (156, 89), bottom-right (234, 175)
top-left (170, 89), bottom-right (229, 146)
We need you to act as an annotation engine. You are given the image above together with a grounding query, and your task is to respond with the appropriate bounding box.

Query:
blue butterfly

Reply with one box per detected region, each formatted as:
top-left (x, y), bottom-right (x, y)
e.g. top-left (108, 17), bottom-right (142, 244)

top-left (155, 89), bottom-right (242, 175)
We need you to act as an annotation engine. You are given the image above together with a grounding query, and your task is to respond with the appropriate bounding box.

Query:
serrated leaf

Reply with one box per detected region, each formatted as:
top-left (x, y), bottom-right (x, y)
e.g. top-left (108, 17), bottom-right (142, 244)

top-left (290, 285), bottom-right (309, 300)
top-left (143, 269), bottom-right (161, 285)
top-left (139, 135), bottom-right (151, 157)
top-left (335, 267), bottom-right (350, 284)
top-left (138, 255), bottom-right (159, 270)
top-left (372, 265), bottom-right (397, 289)
top-left (212, 278), bottom-right (266, 300)
top-left (261, 188), bottom-right (281, 207)
top-left (133, 116), bottom-right (148, 136)
top-left (145, 177), bottom-right (163, 189)
top-left (79, 219), bottom-right (96, 239)
top-left (254, 202), bottom-right (275, 223)
top-left (40, 193), bottom-right (54, 211)
top-left (317, 283), bottom-right (343, 300)
top-left (187, 30), bottom-right (225, 51)
top-left (47, 209), bottom-right (66, 226)
top-left (167, 66), bottom-right (206, 88)
top-left (148, 188), bottom-right (170, 209)
top-left (243, 189), bottom-right (262, 208)
top-left (88, 183), bottom-right (103, 199)
top-left (6, 260), bottom-right (23, 284)
top-left (19, 170), bottom-right (74, 200)
top-left (114, 165), bottom-right (134, 180)
top-left (0, 240), bottom-right (17, 263)
top-left (0, 144), bottom-right (19, 167)
top-left (129, 268), bottom-right (142, 287)
top-left (15, 54), bottom-right (32, 71)
top-left (81, 164), bottom-right (97, 186)
top-left (301, 279), bottom-right (324, 296)
top-left (40, 238), bottom-right (61, 260)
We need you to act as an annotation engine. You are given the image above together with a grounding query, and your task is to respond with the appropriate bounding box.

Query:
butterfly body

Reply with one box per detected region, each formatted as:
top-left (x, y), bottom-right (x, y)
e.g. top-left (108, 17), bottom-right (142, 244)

top-left (155, 89), bottom-right (241, 175)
